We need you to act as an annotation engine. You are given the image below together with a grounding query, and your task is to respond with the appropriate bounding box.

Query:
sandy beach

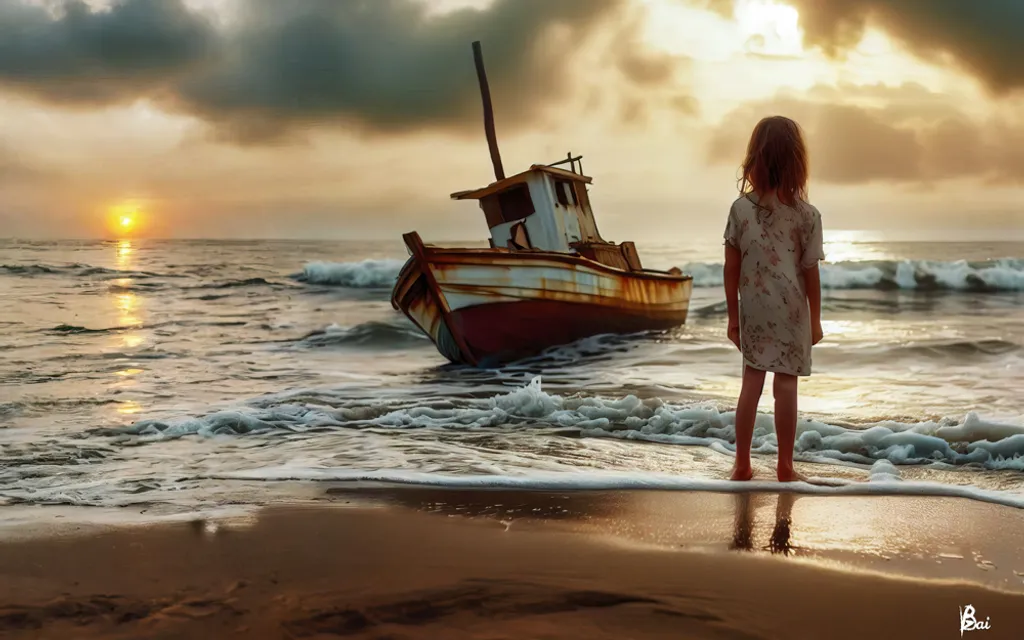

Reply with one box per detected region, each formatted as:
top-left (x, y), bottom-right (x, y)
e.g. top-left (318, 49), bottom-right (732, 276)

top-left (1, 489), bottom-right (1022, 639)
top-left (3, 0), bottom-right (1024, 638)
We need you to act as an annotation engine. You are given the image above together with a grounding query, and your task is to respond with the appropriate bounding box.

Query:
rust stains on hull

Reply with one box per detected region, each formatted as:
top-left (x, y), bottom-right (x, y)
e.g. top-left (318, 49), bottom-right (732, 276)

top-left (391, 232), bottom-right (693, 366)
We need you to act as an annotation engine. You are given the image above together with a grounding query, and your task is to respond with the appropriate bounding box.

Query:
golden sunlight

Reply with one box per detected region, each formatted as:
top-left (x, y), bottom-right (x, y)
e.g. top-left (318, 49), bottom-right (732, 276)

top-left (116, 239), bottom-right (132, 265)
top-left (107, 202), bottom-right (145, 237)
top-left (734, 0), bottom-right (802, 56)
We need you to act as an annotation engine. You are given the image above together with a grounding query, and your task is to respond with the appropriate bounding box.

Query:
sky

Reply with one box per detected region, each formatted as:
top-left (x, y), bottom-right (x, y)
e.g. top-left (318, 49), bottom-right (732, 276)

top-left (0, 0), bottom-right (1022, 241)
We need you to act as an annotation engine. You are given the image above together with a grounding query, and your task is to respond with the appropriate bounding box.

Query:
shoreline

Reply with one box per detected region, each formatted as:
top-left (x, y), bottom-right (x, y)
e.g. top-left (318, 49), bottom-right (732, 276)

top-left (2, 489), bottom-right (1023, 638)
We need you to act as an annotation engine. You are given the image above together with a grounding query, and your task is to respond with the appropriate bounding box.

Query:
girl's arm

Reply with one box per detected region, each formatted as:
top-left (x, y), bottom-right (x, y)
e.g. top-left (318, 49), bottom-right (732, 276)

top-left (804, 264), bottom-right (823, 344)
top-left (801, 209), bottom-right (825, 345)
top-left (724, 243), bottom-right (741, 349)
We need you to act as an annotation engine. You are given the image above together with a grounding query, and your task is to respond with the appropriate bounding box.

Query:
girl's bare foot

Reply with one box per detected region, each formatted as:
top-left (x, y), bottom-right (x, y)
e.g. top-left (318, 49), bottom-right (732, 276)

top-left (777, 467), bottom-right (808, 483)
top-left (731, 465), bottom-right (753, 481)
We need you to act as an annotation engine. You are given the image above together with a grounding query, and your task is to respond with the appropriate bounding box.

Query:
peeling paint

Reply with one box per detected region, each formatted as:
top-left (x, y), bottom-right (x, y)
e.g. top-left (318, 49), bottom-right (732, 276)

top-left (392, 155), bottom-right (693, 365)
top-left (391, 235), bottom-right (692, 365)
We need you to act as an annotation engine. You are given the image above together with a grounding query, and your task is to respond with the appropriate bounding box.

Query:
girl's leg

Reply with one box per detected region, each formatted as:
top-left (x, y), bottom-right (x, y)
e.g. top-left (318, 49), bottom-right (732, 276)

top-left (773, 372), bottom-right (799, 481)
top-left (731, 365), bottom-right (766, 481)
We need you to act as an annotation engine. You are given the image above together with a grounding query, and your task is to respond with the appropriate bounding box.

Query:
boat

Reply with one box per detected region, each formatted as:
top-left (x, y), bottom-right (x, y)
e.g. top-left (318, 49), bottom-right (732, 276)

top-left (390, 41), bottom-right (693, 366)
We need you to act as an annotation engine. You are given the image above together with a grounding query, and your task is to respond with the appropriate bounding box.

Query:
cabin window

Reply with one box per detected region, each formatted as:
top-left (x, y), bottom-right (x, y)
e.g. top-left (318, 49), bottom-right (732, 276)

top-left (554, 180), bottom-right (577, 207)
top-left (481, 196), bottom-right (504, 228)
top-left (497, 184), bottom-right (535, 222)
top-left (480, 184), bottom-right (534, 227)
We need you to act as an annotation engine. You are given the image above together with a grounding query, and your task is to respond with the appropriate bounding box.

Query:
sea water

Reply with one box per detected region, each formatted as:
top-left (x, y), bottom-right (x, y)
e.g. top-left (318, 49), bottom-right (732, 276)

top-left (1, 236), bottom-right (1022, 516)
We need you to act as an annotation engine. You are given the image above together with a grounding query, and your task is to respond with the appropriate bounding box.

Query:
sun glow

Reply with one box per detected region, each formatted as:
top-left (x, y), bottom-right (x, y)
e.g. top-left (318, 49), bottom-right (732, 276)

top-left (107, 201), bottom-right (145, 237)
top-left (735, 0), bottom-right (802, 57)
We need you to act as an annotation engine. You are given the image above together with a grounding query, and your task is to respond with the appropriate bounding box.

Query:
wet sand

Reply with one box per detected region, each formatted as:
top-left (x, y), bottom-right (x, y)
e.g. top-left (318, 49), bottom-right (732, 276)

top-left (1, 489), bottom-right (1023, 639)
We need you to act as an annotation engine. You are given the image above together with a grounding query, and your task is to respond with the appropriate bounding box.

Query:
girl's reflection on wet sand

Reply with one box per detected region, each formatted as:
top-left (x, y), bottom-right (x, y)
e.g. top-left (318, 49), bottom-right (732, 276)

top-left (731, 492), bottom-right (797, 555)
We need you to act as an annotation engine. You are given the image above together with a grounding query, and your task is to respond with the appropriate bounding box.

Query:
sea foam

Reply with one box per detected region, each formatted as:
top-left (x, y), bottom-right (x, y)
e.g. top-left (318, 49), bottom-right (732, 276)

top-left (684, 258), bottom-right (1024, 291)
top-left (296, 259), bottom-right (405, 288)
top-left (113, 377), bottom-right (1024, 472)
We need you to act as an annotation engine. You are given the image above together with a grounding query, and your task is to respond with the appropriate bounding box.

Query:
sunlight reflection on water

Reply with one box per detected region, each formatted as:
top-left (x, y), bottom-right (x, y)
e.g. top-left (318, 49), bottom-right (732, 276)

top-left (112, 240), bottom-right (145, 348)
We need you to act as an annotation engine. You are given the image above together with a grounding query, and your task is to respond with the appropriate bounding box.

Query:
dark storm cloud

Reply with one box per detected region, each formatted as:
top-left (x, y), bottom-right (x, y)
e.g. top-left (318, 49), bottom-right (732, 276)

top-left (708, 84), bottom-right (1024, 185)
top-left (711, 0), bottom-right (1024, 93)
top-left (0, 0), bottom-right (639, 142)
top-left (0, 0), bottom-right (215, 103)
top-left (174, 0), bottom-right (625, 142)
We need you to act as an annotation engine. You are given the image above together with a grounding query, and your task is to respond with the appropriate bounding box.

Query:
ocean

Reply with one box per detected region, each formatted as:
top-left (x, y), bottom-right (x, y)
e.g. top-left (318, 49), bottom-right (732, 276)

top-left (1, 235), bottom-right (1023, 521)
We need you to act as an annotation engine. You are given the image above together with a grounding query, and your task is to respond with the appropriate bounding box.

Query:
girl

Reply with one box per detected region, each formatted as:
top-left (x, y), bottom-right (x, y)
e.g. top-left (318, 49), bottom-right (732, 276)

top-left (723, 116), bottom-right (825, 482)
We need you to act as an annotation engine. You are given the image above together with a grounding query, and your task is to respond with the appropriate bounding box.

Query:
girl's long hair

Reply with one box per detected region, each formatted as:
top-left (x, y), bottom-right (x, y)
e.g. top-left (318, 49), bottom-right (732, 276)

top-left (739, 116), bottom-right (808, 208)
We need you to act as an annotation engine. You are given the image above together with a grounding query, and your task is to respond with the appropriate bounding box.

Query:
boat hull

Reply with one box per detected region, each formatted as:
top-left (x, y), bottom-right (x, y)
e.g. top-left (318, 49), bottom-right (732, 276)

top-left (391, 232), bottom-right (692, 366)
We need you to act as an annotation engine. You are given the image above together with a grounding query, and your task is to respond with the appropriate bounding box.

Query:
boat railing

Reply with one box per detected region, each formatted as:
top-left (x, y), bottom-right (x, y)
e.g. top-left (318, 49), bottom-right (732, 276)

top-left (547, 152), bottom-right (583, 175)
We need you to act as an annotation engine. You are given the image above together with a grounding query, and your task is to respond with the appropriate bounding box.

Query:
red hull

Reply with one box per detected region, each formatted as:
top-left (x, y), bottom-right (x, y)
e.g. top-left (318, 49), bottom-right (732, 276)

top-left (391, 232), bottom-right (693, 366)
top-left (451, 299), bottom-right (686, 365)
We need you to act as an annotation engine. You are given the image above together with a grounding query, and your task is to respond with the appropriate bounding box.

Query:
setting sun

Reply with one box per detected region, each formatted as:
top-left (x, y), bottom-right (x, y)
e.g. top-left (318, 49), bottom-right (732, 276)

top-left (107, 201), bottom-right (146, 237)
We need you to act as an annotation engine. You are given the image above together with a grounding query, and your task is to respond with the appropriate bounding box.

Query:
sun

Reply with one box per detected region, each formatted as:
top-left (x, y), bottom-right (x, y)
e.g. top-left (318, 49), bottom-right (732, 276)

top-left (107, 201), bottom-right (145, 236)
top-left (735, 0), bottom-right (802, 56)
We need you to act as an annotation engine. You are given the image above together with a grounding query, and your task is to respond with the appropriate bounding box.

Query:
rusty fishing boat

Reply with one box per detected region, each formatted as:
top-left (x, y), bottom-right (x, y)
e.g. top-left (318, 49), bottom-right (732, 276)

top-left (391, 41), bottom-right (693, 366)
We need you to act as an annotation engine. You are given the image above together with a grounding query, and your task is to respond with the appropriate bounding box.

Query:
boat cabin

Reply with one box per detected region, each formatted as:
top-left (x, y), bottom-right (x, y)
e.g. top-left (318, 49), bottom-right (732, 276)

top-left (450, 157), bottom-right (643, 271)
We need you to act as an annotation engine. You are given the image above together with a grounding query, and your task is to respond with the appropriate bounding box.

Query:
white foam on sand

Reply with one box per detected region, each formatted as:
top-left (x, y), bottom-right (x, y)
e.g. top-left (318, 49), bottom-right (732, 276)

top-left (13, 378), bottom-right (1006, 512)
top-left (207, 461), bottom-right (1024, 510)
top-left (116, 377), bottom-right (1024, 473)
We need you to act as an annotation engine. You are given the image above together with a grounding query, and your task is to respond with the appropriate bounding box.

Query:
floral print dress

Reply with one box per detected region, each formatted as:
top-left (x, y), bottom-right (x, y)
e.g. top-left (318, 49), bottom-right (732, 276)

top-left (723, 194), bottom-right (825, 376)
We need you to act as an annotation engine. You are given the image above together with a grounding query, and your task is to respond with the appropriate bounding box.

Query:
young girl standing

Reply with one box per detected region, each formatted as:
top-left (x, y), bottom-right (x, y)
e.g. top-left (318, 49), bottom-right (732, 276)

top-left (723, 116), bottom-right (825, 482)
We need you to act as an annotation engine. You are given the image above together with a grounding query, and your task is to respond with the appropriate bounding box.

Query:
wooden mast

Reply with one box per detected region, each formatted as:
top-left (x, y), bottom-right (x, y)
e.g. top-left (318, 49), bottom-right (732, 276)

top-left (471, 41), bottom-right (505, 182)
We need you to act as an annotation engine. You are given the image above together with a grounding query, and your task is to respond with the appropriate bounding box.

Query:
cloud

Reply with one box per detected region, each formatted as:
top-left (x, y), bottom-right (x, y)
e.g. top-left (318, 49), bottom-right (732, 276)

top-left (178, 0), bottom-right (636, 142)
top-left (708, 83), bottom-right (1024, 185)
top-left (670, 95), bottom-right (699, 116)
top-left (611, 15), bottom-right (686, 88)
top-left (0, 142), bottom-right (49, 184)
top-left (0, 0), bottom-right (215, 103)
top-left (602, 10), bottom-right (697, 127)
top-left (782, 0), bottom-right (1024, 94)
top-left (616, 49), bottom-right (677, 86)
top-left (0, 0), bottom-right (649, 143)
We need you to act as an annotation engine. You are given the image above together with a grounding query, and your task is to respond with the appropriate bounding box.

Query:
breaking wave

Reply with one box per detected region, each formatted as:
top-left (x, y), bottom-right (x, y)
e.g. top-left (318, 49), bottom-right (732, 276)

top-left (685, 258), bottom-right (1024, 291)
top-left (103, 377), bottom-right (1024, 472)
top-left (289, 258), bottom-right (1023, 293)
top-left (294, 259), bottom-right (405, 288)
